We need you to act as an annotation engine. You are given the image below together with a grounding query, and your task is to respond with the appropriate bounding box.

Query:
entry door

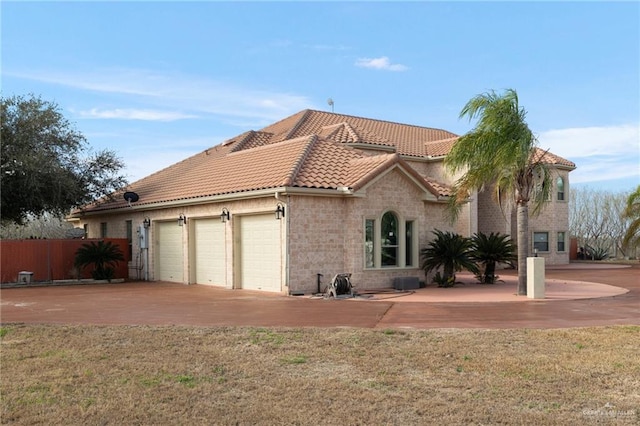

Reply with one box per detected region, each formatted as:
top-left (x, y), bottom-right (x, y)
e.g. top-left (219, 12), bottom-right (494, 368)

top-left (156, 222), bottom-right (184, 283)
top-left (238, 214), bottom-right (282, 292)
top-left (194, 218), bottom-right (226, 286)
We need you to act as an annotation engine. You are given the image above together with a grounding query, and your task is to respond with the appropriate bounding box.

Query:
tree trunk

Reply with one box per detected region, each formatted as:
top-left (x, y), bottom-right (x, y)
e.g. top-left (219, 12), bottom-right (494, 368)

top-left (517, 202), bottom-right (529, 295)
top-left (484, 261), bottom-right (496, 284)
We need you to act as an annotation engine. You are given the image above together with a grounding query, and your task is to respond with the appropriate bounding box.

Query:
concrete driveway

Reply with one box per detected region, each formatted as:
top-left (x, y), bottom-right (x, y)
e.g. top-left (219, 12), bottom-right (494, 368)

top-left (1, 263), bottom-right (638, 329)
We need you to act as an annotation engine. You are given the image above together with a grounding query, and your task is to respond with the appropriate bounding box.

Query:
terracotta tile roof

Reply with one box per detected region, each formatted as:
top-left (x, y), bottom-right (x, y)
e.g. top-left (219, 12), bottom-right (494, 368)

top-left (256, 109), bottom-right (458, 156)
top-left (532, 148), bottom-right (576, 169)
top-left (75, 109), bottom-right (572, 214)
top-left (76, 134), bottom-right (441, 214)
top-left (422, 177), bottom-right (454, 197)
top-left (424, 137), bottom-right (458, 157)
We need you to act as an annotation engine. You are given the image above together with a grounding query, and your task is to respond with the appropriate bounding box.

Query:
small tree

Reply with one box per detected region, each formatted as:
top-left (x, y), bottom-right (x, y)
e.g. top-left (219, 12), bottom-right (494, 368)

top-left (420, 230), bottom-right (478, 287)
top-left (622, 185), bottom-right (640, 254)
top-left (445, 89), bottom-right (551, 295)
top-left (74, 241), bottom-right (125, 281)
top-left (470, 232), bottom-right (517, 284)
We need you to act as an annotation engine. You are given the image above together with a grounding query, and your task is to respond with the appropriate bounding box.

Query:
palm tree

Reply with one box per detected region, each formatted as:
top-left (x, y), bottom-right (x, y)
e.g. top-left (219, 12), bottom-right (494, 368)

top-left (420, 230), bottom-right (478, 287)
top-left (470, 232), bottom-right (517, 284)
top-left (445, 89), bottom-right (551, 295)
top-left (622, 185), bottom-right (640, 252)
top-left (74, 240), bottom-right (125, 281)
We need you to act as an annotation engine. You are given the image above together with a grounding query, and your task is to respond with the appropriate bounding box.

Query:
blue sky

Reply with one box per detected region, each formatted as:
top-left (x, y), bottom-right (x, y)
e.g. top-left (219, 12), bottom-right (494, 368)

top-left (2, 1), bottom-right (639, 192)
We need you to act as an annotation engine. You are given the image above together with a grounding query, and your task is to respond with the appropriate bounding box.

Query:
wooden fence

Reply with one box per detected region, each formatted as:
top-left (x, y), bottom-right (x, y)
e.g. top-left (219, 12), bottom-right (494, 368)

top-left (1, 239), bottom-right (129, 283)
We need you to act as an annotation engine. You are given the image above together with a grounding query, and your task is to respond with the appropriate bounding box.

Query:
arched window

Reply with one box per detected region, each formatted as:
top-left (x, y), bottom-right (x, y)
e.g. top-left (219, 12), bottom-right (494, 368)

top-left (364, 212), bottom-right (416, 269)
top-left (557, 177), bottom-right (565, 201)
top-left (381, 211), bottom-right (398, 266)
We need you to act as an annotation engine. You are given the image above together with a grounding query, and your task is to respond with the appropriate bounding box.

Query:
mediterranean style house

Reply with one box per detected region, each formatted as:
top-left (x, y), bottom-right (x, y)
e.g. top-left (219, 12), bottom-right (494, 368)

top-left (69, 109), bottom-right (575, 293)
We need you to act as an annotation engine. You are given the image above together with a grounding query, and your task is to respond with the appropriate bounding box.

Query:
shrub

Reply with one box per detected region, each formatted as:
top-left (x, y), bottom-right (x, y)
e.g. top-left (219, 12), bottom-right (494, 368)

top-left (74, 241), bottom-right (124, 281)
top-left (420, 230), bottom-right (478, 286)
top-left (470, 232), bottom-right (517, 284)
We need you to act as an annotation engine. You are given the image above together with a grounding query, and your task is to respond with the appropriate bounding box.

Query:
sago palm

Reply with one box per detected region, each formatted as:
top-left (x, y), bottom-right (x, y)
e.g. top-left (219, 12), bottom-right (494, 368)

top-left (470, 232), bottom-right (517, 284)
top-left (444, 89), bottom-right (551, 295)
top-left (420, 230), bottom-right (478, 286)
top-left (74, 240), bottom-right (125, 280)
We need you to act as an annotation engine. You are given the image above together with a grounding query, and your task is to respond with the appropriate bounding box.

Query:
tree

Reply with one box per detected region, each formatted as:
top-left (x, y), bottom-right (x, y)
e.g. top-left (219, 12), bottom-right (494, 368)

top-left (445, 89), bottom-right (551, 295)
top-left (74, 240), bottom-right (125, 281)
top-left (1, 94), bottom-right (128, 224)
top-left (570, 187), bottom-right (633, 258)
top-left (470, 232), bottom-right (517, 284)
top-left (622, 185), bottom-right (640, 252)
top-left (420, 230), bottom-right (478, 287)
top-left (0, 212), bottom-right (75, 239)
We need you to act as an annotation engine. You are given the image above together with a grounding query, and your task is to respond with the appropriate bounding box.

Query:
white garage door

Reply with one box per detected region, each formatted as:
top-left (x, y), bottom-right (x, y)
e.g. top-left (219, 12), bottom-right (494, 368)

top-left (156, 222), bottom-right (184, 283)
top-left (194, 218), bottom-right (225, 286)
top-left (238, 214), bottom-right (282, 292)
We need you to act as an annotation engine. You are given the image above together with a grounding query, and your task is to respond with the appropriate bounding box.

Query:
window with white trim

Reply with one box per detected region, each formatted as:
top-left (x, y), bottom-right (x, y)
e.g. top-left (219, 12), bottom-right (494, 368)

top-left (533, 232), bottom-right (549, 252)
top-left (381, 212), bottom-right (398, 266)
top-left (557, 231), bottom-right (566, 252)
top-left (557, 177), bottom-right (565, 201)
top-left (365, 219), bottom-right (375, 268)
top-left (364, 212), bottom-right (417, 269)
top-left (405, 220), bottom-right (414, 267)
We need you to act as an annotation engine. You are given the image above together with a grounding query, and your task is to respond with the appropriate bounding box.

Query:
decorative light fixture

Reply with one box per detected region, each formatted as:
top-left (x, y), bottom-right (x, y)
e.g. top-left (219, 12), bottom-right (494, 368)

top-left (275, 203), bottom-right (285, 220)
top-left (221, 208), bottom-right (230, 223)
top-left (143, 217), bottom-right (151, 229)
top-left (534, 248), bottom-right (538, 257)
top-left (178, 214), bottom-right (187, 226)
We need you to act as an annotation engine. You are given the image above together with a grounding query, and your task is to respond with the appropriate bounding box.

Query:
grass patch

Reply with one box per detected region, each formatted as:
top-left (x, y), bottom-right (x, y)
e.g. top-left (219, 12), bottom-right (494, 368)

top-left (282, 355), bottom-right (307, 365)
top-left (1, 324), bottom-right (638, 425)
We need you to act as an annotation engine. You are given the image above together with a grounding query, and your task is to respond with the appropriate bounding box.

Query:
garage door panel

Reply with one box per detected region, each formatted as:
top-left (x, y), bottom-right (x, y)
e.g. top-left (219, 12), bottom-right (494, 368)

top-left (239, 215), bottom-right (282, 292)
top-left (194, 219), bottom-right (225, 286)
top-left (156, 222), bottom-right (184, 283)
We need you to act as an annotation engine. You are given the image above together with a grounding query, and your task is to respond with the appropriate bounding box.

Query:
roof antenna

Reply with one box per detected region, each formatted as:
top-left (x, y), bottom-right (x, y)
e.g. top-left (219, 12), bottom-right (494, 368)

top-left (327, 98), bottom-right (334, 113)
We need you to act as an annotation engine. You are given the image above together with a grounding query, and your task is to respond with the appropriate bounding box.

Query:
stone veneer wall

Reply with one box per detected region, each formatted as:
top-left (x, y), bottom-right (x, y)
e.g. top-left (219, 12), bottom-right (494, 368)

top-left (76, 197), bottom-right (285, 284)
top-left (288, 168), bottom-right (454, 293)
top-left (74, 168), bottom-right (569, 290)
top-left (475, 168), bottom-right (571, 265)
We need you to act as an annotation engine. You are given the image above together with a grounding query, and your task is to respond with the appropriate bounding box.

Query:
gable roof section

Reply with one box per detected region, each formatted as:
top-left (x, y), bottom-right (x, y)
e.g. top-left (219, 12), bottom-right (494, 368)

top-left (76, 134), bottom-right (443, 214)
top-left (247, 109), bottom-right (458, 157)
top-left (532, 148), bottom-right (576, 169)
top-left (74, 109), bottom-right (572, 215)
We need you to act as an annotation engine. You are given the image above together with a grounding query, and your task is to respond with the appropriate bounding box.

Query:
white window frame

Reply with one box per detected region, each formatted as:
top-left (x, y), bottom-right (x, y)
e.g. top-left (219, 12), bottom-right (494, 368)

top-left (557, 231), bottom-right (566, 252)
top-left (364, 211), bottom-right (418, 269)
top-left (557, 177), bottom-right (566, 201)
top-left (533, 231), bottom-right (549, 253)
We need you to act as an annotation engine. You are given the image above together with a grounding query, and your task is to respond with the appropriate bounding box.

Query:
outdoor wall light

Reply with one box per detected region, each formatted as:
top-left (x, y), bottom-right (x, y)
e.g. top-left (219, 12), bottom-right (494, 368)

top-left (142, 217), bottom-right (151, 229)
top-left (275, 203), bottom-right (285, 220)
top-left (534, 248), bottom-right (538, 257)
top-left (178, 214), bottom-right (187, 226)
top-left (221, 208), bottom-right (230, 223)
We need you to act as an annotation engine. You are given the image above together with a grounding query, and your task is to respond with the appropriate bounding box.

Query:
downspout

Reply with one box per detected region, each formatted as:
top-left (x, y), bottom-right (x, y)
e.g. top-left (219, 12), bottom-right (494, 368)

top-left (275, 192), bottom-right (291, 295)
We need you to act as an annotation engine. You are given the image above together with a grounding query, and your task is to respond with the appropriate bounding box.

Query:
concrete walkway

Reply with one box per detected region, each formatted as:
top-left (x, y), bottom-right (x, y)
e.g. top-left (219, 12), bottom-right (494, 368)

top-left (1, 263), bottom-right (638, 329)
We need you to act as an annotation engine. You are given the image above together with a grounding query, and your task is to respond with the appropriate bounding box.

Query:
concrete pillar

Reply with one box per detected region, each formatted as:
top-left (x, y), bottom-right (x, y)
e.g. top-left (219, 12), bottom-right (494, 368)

top-left (527, 257), bottom-right (545, 299)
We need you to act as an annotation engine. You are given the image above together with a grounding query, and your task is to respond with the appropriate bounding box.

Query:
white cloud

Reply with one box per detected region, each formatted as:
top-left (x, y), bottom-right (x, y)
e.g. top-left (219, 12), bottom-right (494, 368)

top-left (75, 108), bottom-right (197, 121)
top-left (538, 124), bottom-right (640, 185)
top-left (538, 124), bottom-right (639, 158)
top-left (355, 56), bottom-right (408, 71)
top-left (6, 68), bottom-right (314, 123)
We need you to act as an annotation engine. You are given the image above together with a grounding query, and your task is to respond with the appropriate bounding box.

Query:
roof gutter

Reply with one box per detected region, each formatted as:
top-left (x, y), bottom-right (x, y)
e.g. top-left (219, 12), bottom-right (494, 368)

top-left (70, 186), bottom-right (360, 218)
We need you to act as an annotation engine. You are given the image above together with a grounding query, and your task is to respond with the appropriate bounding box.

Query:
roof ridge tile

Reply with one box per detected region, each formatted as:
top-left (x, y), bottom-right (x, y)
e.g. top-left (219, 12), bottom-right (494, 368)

top-left (284, 135), bottom-right (318, 186)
